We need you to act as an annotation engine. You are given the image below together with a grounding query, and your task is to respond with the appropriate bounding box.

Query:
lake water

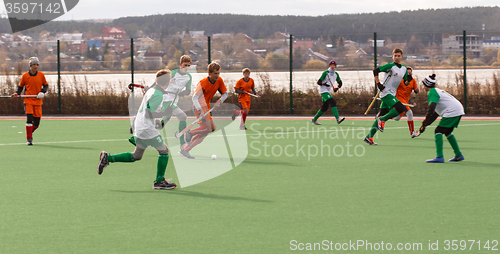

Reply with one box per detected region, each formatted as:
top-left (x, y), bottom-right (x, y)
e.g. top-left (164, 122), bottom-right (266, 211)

top-left (3, 69), bottom-right (499, 94)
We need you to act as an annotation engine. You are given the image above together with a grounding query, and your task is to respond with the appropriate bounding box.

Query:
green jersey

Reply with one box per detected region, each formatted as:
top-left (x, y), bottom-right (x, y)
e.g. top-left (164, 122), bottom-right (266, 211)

top-left (134, 86), bottom-right (171, 140)
top-left (164, 69), bottom-right (192, 103)
top-left (427, 88), bottom-right (465, 118)
top-left (319, 69), bottom-right (341, 94)
top-left (378, 62), bottom-right (409, 98)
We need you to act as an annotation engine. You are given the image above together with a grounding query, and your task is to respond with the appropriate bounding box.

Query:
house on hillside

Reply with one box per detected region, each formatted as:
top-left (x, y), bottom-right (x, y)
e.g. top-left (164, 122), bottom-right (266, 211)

top-left (308, 48), bottom-right (328, 62)
top-left (138, 37), bottom-right (155, 50)
top-left (293, 41), bottom-right (314, 50)
top-left (101, 26), bottom-right (127, 40)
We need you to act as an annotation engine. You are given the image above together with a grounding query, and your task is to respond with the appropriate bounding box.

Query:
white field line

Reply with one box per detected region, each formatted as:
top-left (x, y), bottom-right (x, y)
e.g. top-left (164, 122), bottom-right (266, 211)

top-left (1, 123), bottom-right (499, 146)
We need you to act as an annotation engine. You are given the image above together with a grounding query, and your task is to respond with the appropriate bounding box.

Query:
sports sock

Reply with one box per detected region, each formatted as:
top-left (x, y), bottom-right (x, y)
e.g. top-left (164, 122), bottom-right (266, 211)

top-left (156, 154), bottom-right (169, 183)
top-left (380, 108), bottom-right (400, 122)
top-left (108, 152), bottom-right (135, 163)
top-left (189, 125), bottom-right (211, 135)
top-left (179, 121), bottom-right (187, 146)
top-left (26, 123), bottom-right (33, 140)
top-left (312, 109), bottom-right (324, 121)
top-left (331, 107), bottom-right (340, 120)
top-left (32, 126), bottom-right (39, 133)
top-left (446, 134), bottom-right (462, 157)
top-left (241, 112), bottom-right (248, 126)
top-left (367, 120), bottom-right (378, 138)
top-left (408, 121), bottom-right (414, 133)
top-left (435, 133), bottom-right (444, 158)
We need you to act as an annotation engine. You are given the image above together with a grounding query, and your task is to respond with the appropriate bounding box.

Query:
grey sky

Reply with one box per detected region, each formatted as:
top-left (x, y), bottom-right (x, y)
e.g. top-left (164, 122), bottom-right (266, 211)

top-left (0, 0), bottom-right (498, 20)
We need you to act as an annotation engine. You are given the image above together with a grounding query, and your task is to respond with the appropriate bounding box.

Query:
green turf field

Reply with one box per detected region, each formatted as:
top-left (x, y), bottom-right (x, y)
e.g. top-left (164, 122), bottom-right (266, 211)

top-left (1, 118), bottom-right (499, 253)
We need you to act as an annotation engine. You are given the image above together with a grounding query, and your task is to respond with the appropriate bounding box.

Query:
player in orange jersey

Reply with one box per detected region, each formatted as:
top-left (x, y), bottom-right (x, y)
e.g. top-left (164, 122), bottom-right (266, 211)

top-left (179, 62), bottom-right (228, 159)
top-left (394, 66), bottom-right (419, 137)
top-left (232, 68), bottom-right (259, 130)
top-left (12, 57), bottom-right (48, 145)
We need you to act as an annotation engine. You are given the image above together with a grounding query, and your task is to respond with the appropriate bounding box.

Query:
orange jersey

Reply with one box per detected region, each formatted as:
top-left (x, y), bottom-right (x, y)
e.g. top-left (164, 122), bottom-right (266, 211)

top-left (396, 78), bottom-right (417, 104)
top-left (19, 71), bottom-right (47, 106)
top-left (234, 77), bottom-right (255, 100)
top-left (194, 76), bottom-right (227, 109)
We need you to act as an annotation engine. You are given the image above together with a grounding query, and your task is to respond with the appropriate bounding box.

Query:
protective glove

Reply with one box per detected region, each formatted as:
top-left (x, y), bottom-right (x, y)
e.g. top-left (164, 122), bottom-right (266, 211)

top-left (377, 82), bottom-right (385, 91)
top-left (36, 92), bottom-right (45, 99)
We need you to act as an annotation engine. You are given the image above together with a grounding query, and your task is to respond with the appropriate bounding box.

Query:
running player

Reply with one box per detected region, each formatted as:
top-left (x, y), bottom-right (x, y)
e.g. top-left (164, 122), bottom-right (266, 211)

top-left (419, 74), bottom-right (465, 163)
top-left (129, 55), bottom-right (192, 150)
top-left (363, 48), bottom-right (413, 145)
top-left (311, 60), bottom-right (345, 125)
top-left (233, 68), bottom-right (258, 130)
top-left (179, 62), bottom-right (228, 159)
top-left (98, 69), bottom-right (177, 189)
top-left (393, 66), bottom-right (419, 138)
top-left (12, 57), bottom-right (48, 146)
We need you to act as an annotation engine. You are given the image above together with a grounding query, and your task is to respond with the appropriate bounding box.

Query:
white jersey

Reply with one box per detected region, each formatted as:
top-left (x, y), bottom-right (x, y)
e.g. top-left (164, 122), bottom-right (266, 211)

top-left (134, 86), bottom-right (169, 140)
top-left (319, 69), bottom-right (341, 94)
top-left (164, 69), bottom-right (192, 104)
top-left (378, 62), bottom-right (408, 98)
top-left (428, 88), bottom-right (465, 118)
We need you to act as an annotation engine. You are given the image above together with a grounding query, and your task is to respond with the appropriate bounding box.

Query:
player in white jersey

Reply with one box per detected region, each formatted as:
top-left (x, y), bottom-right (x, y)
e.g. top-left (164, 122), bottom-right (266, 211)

top-left (129, 55), bottom-right (192, 150)
top-left (98, 69), bottom-right (177, 189)
top-left (311, 60), bottom-right (345, 125)
top-left (363, 48), bottom-right (413, 145)
top-left (418, 74), bottom-right (465, 163)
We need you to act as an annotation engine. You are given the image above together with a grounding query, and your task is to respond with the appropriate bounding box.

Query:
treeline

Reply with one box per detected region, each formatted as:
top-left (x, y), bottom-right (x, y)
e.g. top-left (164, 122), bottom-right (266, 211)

top-left (1, 6), bottom-right (500, 43)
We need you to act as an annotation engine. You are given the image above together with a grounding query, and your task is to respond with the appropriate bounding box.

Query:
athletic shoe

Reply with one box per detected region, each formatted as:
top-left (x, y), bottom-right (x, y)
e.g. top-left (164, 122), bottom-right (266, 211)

top-left (337, 117), bottom-right (345, 124)
top-left (311, 120), bottom-right (321, 125)
top-left (376, 117), bottom-right (384, 132)
top-left (410, 131), bottom-right (419, 138)
top-left (184, 131), bottom-right (193, 147)
top-left (153, 178), bottom-right (177, 190)
top-left (26, 139), bottom-right (33, 146)
top-left (179, 149), bottom-right (195, 159)
top-left (239, 125), bottom-right (247, 130)
top-left (363, 137), bottom-right (377, 145)
top-left (128, 136), bottom-right (136, 146)
top-left (98, 151), bottom-right (110, 175)
top-left (426, 157), bottom-right (444, 163)
top-left (231, 110), bottom-right (240, 121)
top-left (448, 155), bottom-right (465, 162)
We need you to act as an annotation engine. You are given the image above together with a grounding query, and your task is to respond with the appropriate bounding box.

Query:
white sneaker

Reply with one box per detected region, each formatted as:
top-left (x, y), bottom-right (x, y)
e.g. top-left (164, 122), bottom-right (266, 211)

top-left (411, 131), bottom-right (419, 138)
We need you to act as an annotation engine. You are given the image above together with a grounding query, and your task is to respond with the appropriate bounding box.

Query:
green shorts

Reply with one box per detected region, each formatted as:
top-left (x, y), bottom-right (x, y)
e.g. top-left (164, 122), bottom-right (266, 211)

top-left (321, 93), bottom-right (332, 102)
top-left (380, 94), bottom-right (399, 109)
top-left (438, 116), bottom-right (462, 128)
top-left (135, 135), bottom-right (164, 148)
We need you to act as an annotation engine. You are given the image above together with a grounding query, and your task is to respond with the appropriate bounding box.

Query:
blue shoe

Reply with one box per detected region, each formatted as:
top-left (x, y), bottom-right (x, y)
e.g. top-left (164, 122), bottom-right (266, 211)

top-left (449, 155), bottom-right (464, 162)
top-left (178, 148), bottom-right (195, 159)
top-left (426, 157), bottom-right (444, 163)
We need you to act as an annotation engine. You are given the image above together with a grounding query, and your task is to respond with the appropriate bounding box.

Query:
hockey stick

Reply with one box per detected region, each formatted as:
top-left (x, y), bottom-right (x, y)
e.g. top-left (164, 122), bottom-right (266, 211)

top-left (243, 91), bottom-right (259, 98)
top-left (364, 90), bottom-right (380, 115)
top-left (374, 98), bottom-right (415, 107)
top-left (0, 94), bottom-right (38, 98)
top-left (364, 70), bottom-right (392, 115)
top-left (174, 107), bottom-right (216, 138)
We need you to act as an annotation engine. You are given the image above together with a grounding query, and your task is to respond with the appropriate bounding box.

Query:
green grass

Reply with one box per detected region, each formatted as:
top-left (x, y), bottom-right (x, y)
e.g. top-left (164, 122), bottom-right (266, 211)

top-left (1, 118), bottom-right (499, 253)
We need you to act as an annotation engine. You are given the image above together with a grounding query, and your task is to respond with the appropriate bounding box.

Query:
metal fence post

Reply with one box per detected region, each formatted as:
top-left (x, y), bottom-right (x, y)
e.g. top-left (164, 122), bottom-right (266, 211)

top-left (208, 36), bottom-right (211, 64)
top-left (373, 32), bottom-right (378, 114)
top-left (131, 38), bottom-right (135, 115)
top-left (289, 34), bottom-right (293, 115)
top-left (463, 30), bottom-right (467, 114)
top-left (57, 40), bottom-right (61, 115)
